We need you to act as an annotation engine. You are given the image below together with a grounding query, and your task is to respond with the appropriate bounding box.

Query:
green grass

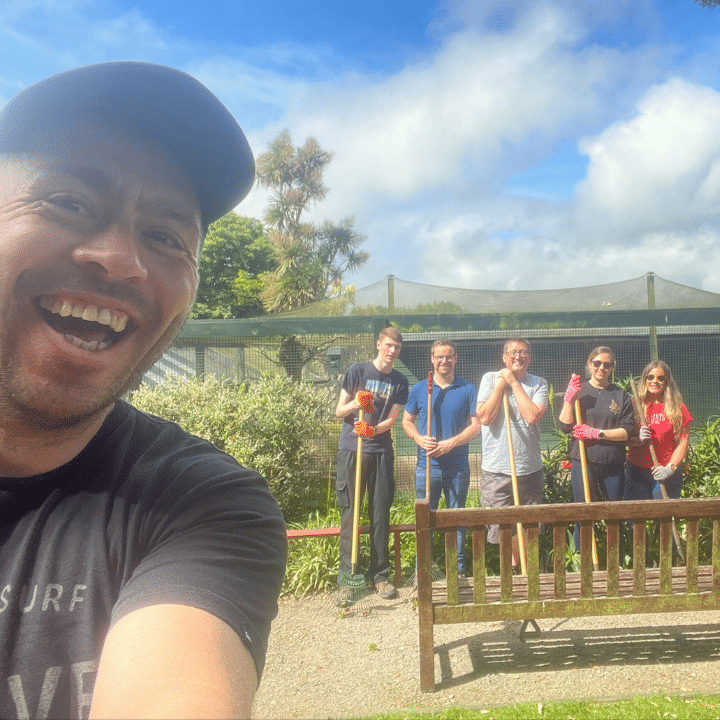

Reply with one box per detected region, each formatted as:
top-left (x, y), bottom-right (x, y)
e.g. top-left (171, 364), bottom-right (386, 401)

top-left (356, 694), bottom-right (720, 719)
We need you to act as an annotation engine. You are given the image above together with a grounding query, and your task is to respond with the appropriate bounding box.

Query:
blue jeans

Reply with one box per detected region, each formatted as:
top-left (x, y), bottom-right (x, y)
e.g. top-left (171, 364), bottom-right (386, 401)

top-left (624, 461), bottom-right (683, 501)
top-left (570, 460), bottom-right (624, 554)
top-left (415, 466), bottom-right (470, 571)
top-left (625, 460), bottom-right (683, 561)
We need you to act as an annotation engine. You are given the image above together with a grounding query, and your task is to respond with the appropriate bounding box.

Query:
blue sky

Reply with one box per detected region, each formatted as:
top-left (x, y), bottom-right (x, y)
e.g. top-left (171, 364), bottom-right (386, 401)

top-left (2, 0), bottom-right (720, 295)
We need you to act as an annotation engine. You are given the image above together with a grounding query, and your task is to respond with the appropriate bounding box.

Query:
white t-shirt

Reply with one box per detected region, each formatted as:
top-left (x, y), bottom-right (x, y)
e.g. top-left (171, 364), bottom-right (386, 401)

top-left (477, 371), bottom-right (549, 475)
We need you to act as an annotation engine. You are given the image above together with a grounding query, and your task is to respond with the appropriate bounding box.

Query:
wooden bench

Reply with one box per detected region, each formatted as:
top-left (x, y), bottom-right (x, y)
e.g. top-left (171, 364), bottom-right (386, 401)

top-left (415, 496), bottom-right (720, 692)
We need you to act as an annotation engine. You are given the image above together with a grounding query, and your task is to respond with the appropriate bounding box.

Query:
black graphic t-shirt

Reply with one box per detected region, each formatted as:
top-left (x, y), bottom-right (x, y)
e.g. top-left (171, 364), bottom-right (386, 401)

top-left (337, 361), bottom-right (409, 453)
top-left (0, 400), bottom-right (287, 720)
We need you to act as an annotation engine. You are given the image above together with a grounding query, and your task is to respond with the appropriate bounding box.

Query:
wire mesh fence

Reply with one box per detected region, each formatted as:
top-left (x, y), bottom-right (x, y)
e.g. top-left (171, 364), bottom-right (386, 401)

top-left (144, 319), bottom-right (720, 515)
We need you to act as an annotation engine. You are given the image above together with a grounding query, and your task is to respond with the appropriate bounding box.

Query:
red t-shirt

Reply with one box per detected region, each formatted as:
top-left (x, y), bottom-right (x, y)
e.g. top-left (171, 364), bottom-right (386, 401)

top-left (627, 401), bottom-right (692, 468)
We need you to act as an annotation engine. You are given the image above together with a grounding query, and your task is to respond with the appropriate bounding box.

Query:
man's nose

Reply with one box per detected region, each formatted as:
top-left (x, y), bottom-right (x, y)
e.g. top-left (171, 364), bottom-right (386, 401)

top-left (71, 224), bottom-right (149, 283)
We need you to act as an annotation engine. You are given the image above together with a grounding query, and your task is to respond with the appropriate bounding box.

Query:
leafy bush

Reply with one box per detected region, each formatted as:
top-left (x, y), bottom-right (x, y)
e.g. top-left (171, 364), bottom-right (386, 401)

top-left (284, 509), bottom-right (344, 596)
top-left (129, 374), bottom-right (334, 522)
top-left (684, 416), bottom-right (720, 499)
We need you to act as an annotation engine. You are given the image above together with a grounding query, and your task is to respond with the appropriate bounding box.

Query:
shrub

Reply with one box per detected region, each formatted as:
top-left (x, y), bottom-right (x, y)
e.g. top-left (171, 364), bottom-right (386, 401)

top-left (129, 374), bottom-right (334, 522)
top-left (684, 415), bottom-right (720, 499)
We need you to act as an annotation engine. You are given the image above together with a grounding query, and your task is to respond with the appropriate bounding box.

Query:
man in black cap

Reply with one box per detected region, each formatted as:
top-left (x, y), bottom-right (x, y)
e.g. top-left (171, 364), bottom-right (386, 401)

top-left (0, 62), bottom-right (286, 719)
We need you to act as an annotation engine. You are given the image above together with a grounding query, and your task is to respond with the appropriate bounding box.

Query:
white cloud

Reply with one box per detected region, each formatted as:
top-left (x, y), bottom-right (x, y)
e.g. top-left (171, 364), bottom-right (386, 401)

top-left (575, 77), bottom-right (720, 239)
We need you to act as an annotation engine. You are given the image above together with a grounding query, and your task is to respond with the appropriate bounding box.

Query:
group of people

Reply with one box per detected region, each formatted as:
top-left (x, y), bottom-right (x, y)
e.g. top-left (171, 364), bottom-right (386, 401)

top-left (336, 333), bottom-right (691, 595)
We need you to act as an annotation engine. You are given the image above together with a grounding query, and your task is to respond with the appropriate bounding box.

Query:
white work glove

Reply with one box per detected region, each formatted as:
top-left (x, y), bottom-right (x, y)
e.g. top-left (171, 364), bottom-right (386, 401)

top-left (652, 464), bottom-right (675, 482)
top-left (639, 426), bottom-right (653, 443)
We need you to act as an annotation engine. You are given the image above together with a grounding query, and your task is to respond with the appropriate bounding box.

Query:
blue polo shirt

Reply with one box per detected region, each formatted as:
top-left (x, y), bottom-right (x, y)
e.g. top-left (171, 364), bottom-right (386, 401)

top-left (406, 376), bottom-right (477, 471)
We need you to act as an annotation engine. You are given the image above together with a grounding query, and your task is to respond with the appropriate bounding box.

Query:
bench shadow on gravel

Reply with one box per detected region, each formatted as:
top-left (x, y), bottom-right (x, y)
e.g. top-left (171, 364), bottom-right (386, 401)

top-left (434, 619), bottom-right (720, 690)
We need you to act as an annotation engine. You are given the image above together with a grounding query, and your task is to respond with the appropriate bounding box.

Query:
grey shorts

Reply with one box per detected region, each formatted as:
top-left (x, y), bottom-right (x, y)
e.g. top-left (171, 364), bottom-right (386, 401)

top-left (480, 468), bottom-right (544, 544)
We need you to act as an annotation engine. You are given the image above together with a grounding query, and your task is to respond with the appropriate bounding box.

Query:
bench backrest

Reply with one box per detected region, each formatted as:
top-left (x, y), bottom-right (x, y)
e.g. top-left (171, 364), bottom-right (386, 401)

top-left (415, 497), bottom-right (720, 605)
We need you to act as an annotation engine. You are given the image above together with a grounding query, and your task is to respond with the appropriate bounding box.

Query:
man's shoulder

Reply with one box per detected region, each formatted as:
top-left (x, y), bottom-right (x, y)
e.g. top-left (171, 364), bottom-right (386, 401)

top-left (523, 371), bottom-right (548, 387)
top-left (451, 376), bottom-right (476, 389)
top-left (109, 401), bottom-right (258, 482)
top-left (388, 366), bottom-right (409, 386)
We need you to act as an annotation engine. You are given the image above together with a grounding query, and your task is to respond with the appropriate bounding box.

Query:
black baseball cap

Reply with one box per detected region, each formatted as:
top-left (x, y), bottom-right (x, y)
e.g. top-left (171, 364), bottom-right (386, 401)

top-left (0, 61), bottom-right (254, 228)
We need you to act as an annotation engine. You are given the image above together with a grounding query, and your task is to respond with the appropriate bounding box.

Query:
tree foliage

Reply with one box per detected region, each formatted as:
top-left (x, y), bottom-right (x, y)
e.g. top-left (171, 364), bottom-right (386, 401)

top-left (255, 129), bottom-right (369, 313)
top-left (191, 213), bottom-right (274, 319)
top-left (696, 0), bottom-right (720, 7)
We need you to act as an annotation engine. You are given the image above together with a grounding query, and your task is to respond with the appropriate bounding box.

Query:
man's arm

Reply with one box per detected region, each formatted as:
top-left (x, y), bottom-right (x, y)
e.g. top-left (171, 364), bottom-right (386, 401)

top-left (402, 409), bottom-right (437, 452)
top-left (374, 403), bottom-right (403, 435)
top-left (335, 388), bottom-right (361, 418)
top-left (476, 373), bottom-right (504, 426)
top-left (90, 604), bottom-right (256, 719)
top-left (503, 370), bottom-right (546, 425)
top-left (428, 414), bottom-right (482, 457)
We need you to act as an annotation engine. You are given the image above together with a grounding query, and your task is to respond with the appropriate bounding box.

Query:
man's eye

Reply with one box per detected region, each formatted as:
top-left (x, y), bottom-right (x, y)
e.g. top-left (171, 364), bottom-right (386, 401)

top-left (144, 229), bottom-right (183, 250)
top-left (50, 197), bottom-right (93, 216)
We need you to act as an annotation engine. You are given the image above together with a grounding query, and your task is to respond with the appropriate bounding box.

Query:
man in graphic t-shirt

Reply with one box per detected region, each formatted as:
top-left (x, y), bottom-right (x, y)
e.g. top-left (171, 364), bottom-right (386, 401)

top-left (0, 62), bottom-right (286, 719)
top-left (335, 326), bottom-right (408, 600)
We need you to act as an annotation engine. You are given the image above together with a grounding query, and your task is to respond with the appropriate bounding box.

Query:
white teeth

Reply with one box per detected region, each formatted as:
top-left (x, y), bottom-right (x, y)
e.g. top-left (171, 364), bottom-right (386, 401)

top-left (39, 295), bottom-right (130, 340)
top-left (65, 334), bottom-right (110, 352)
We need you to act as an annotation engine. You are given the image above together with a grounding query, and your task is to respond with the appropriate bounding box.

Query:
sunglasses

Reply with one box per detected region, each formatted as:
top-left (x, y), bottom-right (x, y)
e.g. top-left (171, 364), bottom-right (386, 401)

top-left (591, 360), bottom-right (614, 370)
top-left (647, 374), bottom-right (667, 382)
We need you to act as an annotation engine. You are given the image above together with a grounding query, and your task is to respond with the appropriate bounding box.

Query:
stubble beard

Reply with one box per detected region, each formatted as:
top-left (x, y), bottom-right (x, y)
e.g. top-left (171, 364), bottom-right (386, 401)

top-left (0, 312), bottom-right (187, 432)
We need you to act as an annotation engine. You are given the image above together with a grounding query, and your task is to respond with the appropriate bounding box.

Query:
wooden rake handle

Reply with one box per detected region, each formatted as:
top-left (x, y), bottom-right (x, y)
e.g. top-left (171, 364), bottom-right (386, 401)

top-left (574, 398), bottom-right (599, 570)
top-left (426, 371), bottom-right (433, 497)
top-left (351, 407), bottom-right (364, 569)
top-left (503, 392), bottom-right (527, 575)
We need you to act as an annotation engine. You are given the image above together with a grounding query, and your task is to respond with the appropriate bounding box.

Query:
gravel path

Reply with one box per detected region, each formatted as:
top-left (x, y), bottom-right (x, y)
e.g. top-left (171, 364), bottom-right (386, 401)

top-left (253, 587), bottom-right (720, 719)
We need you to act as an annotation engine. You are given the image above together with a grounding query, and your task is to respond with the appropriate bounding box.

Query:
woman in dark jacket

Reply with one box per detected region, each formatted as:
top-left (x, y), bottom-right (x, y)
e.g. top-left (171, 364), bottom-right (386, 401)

top-left (559, 346), bottom-right (635, 551)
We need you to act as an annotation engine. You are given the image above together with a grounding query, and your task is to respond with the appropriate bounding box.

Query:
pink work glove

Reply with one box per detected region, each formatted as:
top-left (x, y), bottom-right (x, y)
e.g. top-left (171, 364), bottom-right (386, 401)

top-left (354, 421), bottom-right (375, 438)
top-left (573, 424), bottom-right (600, 440)
top-left (356, 391), bottom-right (376, 413)
top-left (564, 375), bottom-right (582, 404)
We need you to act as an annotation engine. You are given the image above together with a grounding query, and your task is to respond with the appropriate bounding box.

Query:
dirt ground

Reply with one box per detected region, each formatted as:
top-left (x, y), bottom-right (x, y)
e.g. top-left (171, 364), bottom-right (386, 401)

top-left (252, 589), bottom-right (720, 719)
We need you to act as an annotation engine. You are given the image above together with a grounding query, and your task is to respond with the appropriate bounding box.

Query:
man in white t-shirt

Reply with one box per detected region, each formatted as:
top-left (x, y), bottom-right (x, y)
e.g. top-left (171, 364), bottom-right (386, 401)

top-left (476, 338), bottom-right (548, 567)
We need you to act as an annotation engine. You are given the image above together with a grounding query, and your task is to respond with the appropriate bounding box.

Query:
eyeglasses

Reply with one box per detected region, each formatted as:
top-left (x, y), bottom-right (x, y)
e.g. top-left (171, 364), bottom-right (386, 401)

top-left (433, 355), bottom-right (456, 362)
top-left (647, 374), bottom-right (667, 383)
top-left (591, 360), bottom-right (614, 370)
top-left (504, 350), bottom-right (529, 358)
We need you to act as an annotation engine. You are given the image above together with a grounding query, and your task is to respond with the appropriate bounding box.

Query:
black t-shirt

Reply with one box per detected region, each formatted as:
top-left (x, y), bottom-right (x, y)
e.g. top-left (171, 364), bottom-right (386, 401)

top-left (337, 361), bottom-right (409, 453)
top-left (0, 400), bottom-right (287, 720)
top-left (559, 382), bottom-right (635, 464)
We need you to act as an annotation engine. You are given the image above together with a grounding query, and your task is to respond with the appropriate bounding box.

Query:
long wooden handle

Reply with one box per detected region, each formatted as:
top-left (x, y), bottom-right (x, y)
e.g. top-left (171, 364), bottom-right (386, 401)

top-left (575, 398), bottom-right (599, 570)
top-left (426, 372), bottom-right (433, 497)
top-left (503, 392), bottom-right (527, 575)
top-left (628, 377), bottom-right (684, 560)
top-left (351, 408), bottom-right (364, 569)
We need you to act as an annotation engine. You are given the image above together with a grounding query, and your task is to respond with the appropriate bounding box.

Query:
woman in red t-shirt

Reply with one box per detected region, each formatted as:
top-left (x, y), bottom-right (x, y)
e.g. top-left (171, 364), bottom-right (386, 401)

top-left (625, 360), bottom-right (692, 501)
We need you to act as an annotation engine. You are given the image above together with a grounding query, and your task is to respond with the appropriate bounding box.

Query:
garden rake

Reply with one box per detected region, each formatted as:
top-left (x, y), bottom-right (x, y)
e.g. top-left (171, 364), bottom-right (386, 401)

top-left (503, 391), bottom-right (527, 575)
top-left (406, 371), bottom-right (444, 593)
top-left (337, 392), bottom-right (375, 609)
top-left (575, 396), bottom-right (600, 570)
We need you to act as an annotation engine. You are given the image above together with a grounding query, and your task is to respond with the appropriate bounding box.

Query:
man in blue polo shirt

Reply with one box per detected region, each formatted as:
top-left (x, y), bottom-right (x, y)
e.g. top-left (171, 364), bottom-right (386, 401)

top-left (402, 339), bottom-right (481, 575)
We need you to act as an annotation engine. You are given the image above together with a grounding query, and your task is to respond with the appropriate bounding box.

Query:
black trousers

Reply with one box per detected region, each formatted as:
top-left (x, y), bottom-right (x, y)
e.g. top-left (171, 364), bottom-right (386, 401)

top-left (336, 448), bottom-right (395, 583)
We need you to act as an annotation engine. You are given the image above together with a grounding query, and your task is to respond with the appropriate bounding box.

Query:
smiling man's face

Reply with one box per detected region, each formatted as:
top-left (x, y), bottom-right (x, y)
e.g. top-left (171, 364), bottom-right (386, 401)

top-left (0, 123), bottom-right (201, 428)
